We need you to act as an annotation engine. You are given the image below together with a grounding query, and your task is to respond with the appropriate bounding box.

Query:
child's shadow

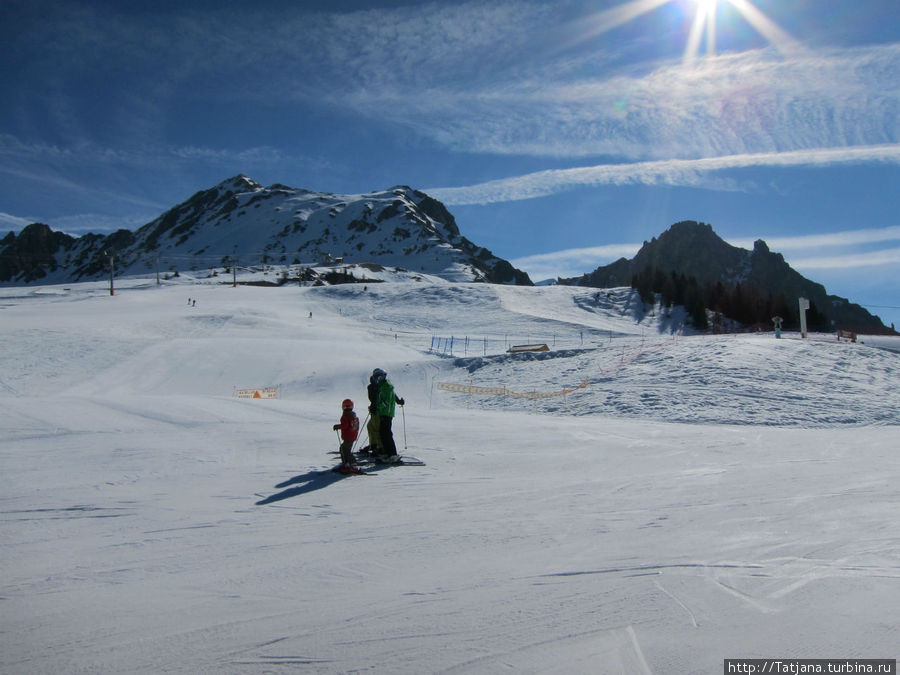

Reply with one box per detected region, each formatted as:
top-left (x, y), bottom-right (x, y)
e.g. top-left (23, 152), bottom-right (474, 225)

top-left (255, 467), bottom-right (380, 505)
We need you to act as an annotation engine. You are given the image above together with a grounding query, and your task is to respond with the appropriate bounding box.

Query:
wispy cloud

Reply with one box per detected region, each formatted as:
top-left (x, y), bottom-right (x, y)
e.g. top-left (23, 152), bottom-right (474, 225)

top-left (0, 134), bottom-right (292, 173)
top-left (790, 248), bottom-right (900, 270)
top-left (511, 243), bottom-right (642, 281)
top-left (729, 225), bottom-right (900, 252)
top-left (0, 133), bottom-right (330, 221)
top-left (0, 155), bottom-right (166, 212)
top-left (355, 42), bottom-right (900, 161)
top-left (0, 212), bottom-right (33, 230)
top-left (429, 144), bottom-right (900, 205)
top-left (744, 225), bottom-right (900, 271)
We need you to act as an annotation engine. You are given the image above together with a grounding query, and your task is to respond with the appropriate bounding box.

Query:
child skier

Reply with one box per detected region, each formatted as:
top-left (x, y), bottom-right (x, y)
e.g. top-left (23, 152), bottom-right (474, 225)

top-left (333, 398), bottom-right (361, 474)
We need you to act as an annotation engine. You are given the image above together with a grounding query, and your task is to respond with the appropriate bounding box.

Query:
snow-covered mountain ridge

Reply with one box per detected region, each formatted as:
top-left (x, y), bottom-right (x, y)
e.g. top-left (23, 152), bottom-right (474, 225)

top-left (0, 175), bottom-right (531, 285)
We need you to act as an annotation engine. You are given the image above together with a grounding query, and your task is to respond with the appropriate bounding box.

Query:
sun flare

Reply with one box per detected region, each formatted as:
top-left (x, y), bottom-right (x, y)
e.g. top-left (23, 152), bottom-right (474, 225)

top-left (569, 0), bottom-right (799, 66)
top-left (684, 0), bottom-right (800, 64)
top-left (685, 0), bottom-right (720, 64)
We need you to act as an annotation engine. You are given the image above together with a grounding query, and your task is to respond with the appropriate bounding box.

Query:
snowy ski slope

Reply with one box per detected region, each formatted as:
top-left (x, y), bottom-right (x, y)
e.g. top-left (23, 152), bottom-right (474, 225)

top-left (1, 277), bottom-right (898, 673)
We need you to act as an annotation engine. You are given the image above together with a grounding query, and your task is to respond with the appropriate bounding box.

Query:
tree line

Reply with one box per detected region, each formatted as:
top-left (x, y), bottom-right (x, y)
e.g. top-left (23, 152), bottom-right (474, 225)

top-left (630, 266), bottom-right (830, 332)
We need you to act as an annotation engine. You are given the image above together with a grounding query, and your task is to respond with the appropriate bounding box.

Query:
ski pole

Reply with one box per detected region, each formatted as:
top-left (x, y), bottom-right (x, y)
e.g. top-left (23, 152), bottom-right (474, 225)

top-left (401, 403), bottom-right (407, 450)
top-left (352, 412), bottom-right (369, 452)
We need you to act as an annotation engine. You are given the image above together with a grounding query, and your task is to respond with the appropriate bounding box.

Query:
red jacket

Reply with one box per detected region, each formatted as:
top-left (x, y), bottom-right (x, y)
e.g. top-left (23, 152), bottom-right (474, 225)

top-left (334, 410), bottom-right (359, 442)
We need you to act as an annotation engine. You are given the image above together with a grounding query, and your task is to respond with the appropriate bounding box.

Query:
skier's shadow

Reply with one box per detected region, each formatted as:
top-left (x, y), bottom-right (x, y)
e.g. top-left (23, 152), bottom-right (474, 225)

top-left (254, 470), bottom-right (340, 505)
top-left (255, 466), bottom-right (383, 505)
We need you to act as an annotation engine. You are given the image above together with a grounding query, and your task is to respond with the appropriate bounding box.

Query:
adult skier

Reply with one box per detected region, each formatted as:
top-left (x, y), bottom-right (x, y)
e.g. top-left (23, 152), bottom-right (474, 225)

top-left (360, 369), bottom-right (384, 456)
top-left (373, 368), bottom-right (404, 463)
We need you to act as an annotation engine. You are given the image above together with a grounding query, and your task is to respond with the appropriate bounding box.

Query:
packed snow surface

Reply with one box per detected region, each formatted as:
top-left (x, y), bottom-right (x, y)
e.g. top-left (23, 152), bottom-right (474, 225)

top-left (2, 276), bottom-right (898, 674)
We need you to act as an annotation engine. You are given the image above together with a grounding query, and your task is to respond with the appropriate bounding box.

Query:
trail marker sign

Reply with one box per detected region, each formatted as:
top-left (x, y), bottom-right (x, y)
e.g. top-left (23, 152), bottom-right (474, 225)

top-left (234, 386), bottom-right (279, 399)
top-left (799, 297), bottom-right (810, 338)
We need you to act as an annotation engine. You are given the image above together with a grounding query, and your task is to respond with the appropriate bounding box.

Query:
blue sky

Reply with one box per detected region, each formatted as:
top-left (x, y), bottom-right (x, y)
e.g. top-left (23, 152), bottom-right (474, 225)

top-left (2, 0), bottom-right (899, 327)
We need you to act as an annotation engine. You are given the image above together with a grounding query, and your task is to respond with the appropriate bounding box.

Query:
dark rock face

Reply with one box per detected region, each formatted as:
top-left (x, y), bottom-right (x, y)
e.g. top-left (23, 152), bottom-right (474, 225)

top-left (559, 220), bottom-right (888, 333)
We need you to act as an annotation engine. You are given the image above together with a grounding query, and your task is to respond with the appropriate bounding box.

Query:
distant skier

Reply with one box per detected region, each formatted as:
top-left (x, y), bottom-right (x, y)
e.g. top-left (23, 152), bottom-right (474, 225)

top-left (372, 368), bottom-right (404, 463)
top-left (333, 398), bottom-right (361, 474)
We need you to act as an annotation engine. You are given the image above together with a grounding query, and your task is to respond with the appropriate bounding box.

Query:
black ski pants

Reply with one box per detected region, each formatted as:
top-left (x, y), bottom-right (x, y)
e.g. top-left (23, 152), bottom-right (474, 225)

top-left (379, 416), bottom-right (397, 457)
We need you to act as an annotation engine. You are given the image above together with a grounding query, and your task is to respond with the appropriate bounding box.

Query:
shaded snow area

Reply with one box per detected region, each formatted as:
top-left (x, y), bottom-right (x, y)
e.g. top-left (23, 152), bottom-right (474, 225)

top-left (2, 279), bottom-right (899, 674)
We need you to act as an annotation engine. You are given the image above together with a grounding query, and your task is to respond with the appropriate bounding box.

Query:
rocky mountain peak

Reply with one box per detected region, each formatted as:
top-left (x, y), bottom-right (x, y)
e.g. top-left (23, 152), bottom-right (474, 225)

top-left (0, 176), bottom-right (532, 286)
top-left (559, 220), bottom-right (888, 333)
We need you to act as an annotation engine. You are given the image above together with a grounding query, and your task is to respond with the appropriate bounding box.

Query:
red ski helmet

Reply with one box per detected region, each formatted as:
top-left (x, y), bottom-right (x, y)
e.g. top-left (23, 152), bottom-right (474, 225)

top-left (342, 398), bottom-right (354, 410)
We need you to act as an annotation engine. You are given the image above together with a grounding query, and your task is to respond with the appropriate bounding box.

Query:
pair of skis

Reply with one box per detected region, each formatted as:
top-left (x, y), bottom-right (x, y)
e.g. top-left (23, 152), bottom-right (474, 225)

top-left (362, 454), bottom-right (425, 467)
top-left (330, 449), bottom-right (425, 476)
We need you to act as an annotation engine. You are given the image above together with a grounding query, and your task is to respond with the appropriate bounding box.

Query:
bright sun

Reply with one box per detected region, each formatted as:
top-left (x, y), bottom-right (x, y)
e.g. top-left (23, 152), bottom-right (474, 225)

top-left (571, 0), bottom-right (799, 66)
top-left (685, 0), bottom-right (800, 64)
